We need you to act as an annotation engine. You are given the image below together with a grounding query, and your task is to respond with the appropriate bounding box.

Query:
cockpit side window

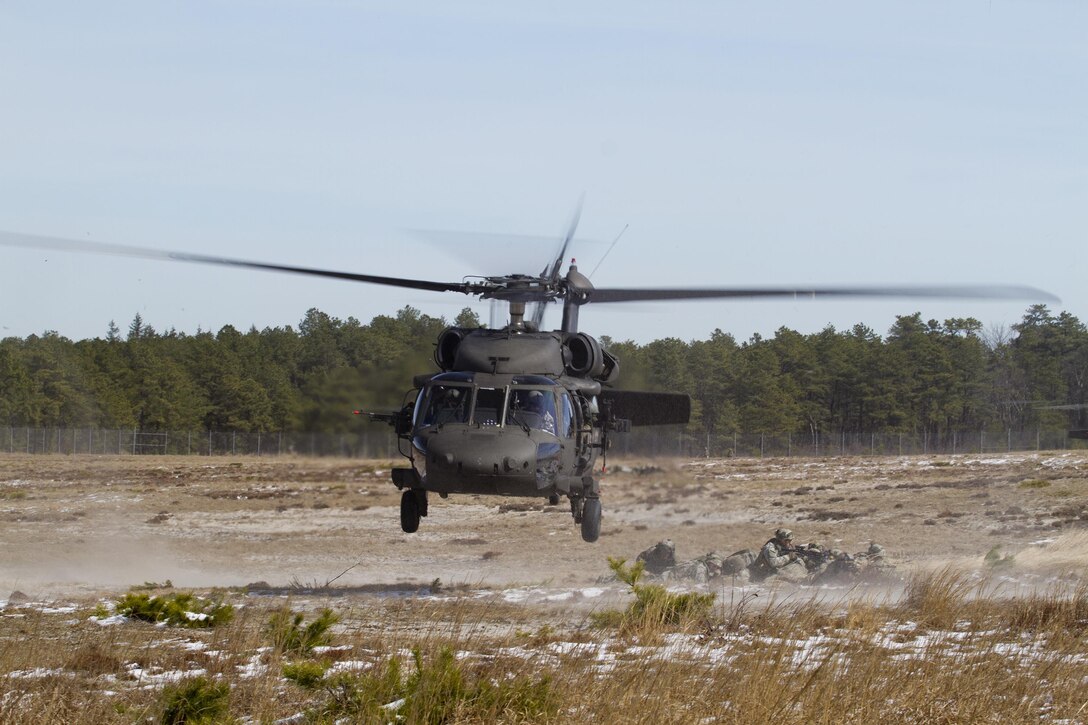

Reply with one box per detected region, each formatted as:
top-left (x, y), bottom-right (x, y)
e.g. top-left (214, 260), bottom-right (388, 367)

top-left (506, 387), bottom-right (559, 435)
top-left (558, 392), bottom-right (574, 438)
top-left (419, 384), bottom-right (470, 427)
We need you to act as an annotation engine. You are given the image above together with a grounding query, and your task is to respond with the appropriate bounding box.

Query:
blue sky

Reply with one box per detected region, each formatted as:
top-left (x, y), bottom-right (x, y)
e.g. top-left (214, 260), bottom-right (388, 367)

top-left (1, 1), bottom-right (1083, 343)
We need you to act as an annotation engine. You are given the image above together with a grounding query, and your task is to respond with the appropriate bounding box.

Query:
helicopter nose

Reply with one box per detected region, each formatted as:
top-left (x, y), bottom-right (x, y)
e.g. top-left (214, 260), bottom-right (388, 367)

top-left (425, 431), bottom-right (537, 481)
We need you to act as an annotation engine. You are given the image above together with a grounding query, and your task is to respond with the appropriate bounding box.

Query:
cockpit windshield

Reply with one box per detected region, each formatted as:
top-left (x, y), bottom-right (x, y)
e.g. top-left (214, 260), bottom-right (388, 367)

top-left (506, 387), bottom-right (558, 435)
top-left (417, 377), bottom-right (567, 436)
top-left (419, 384), bottom-right (470, 426)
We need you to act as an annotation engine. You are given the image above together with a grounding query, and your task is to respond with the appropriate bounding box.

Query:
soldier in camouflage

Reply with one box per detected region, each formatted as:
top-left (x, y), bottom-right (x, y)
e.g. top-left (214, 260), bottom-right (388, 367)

top-left (750, 528), bottom-right (808, 582)
top-left (855, 542), bottom-right (899, 583)
top-left (635, 539), bottom-right (677, 576)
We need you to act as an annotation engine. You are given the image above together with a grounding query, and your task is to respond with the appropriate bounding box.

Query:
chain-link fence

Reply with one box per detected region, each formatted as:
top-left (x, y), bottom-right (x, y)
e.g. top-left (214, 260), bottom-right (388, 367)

top-left (2, 425), bottom-right (1084, 459)
top-left (1, 427), bottom-right (402, 458)
top-left (618, 426), bottom-right (1086, 458)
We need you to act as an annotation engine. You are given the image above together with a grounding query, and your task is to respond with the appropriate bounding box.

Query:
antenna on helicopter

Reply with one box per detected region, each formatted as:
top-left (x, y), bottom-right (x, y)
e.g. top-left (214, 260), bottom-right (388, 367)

top-left (589, 223), bottom-right (628, 279)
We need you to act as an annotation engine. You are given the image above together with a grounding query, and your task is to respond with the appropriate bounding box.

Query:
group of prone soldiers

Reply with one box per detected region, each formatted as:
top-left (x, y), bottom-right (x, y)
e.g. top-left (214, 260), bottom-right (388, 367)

top-left (635, 528), bottom-right (896, 586)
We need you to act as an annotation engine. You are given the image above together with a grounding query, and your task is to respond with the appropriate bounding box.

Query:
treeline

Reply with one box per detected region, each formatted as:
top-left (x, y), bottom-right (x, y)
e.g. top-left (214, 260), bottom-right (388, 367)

top-left (0, 305), bottom-right (1085, 444)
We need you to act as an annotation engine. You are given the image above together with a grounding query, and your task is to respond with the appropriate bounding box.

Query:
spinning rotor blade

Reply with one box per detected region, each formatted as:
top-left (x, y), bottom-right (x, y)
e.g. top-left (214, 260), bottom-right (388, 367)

top-left (583, 284), bottom-right (1060, 305)
top-left (0, 231), bottom-right (475, 295)
top-left (0, 230), bottom-right (1061, 318)
top-left (530, 194), bottom-right (584, 329)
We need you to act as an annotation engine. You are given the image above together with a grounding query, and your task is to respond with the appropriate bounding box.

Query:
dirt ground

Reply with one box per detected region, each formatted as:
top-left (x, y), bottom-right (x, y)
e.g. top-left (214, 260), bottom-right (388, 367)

top-left (1, 451), bottom-right (1086, 600)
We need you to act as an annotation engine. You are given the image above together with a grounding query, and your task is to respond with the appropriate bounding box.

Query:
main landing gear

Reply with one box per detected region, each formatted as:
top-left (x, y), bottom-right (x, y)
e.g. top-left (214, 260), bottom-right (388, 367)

top-left (571, 494), bottom-right (602, 543)
top-left (398, 484), bottom-right (600, 542)
top-left (400, 489), bottom-right (428, 533)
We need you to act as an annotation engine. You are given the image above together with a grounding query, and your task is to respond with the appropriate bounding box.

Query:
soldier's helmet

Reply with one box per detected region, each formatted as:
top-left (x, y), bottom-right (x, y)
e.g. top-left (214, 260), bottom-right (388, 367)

top-left (867, 543), bottom-right (885, 558)
top-left (774, 528), bottom-right (794, 541)
top-left (829, 548), bottom-right (844, 560)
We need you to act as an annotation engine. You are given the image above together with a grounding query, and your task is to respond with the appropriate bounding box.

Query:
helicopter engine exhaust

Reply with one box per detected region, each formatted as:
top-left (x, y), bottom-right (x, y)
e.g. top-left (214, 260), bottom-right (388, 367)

top-left (564, 332), bottom-right (619, 382)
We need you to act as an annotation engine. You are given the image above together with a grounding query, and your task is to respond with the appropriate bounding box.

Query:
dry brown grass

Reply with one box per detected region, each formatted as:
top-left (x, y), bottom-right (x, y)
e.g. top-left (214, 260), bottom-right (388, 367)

top-left (2, 571), bottom-right (1087, 724)
top-left (5, 452), bottom-right (1088, 721)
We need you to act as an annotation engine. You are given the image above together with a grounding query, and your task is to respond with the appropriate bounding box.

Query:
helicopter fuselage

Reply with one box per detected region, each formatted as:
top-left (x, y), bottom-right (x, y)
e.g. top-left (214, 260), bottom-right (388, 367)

top-left (406, 371), bottom-right (600, 499)
top-left (373, 325), bottom-right (648, 541)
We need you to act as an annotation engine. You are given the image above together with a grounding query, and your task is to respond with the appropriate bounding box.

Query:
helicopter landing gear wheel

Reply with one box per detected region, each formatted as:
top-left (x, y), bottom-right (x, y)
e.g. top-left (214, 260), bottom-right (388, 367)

top-left (581, 498), bottom-right (601, 543)
top-left (400, 489), bottom-right (422, 533)
top-left (548, 493), bottom-right (560, 506)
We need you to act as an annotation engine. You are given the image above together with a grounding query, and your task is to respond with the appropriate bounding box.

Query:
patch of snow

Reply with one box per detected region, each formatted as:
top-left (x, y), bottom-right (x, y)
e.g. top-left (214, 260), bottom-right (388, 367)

top-left (91, 614), bottom-right (127, 626)
top-left (237, 655), bottom-right (268, 679)
top-left (327, 660), bottom-right (374, 673)
top-left (548, 641), bottom-right (599, 656)
top-left (496, 645), bottom-right (554, 663)
top-left (127, 662), bottom-right (207, 685)
top-left (273, 714), bottom-right (307, 725)
top-left (37, 604), bottom-right (78, 615)
top-left (502, 587), bottom-right (547, 603)
top-left (7, 667), bottom-right (70, 679)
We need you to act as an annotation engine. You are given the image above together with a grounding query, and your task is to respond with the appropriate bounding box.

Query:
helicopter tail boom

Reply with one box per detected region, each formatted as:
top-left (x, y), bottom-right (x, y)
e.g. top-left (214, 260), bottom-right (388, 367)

top-left (599, 390), bottom-right (691, 427)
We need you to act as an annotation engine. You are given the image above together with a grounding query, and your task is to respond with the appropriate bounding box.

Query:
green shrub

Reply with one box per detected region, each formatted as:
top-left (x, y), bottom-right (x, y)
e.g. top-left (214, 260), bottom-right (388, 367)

top-left (402, 647), bottom-right (467, 723)
top-left (984, 546), bottom-right (1016, 569)
top-left (591, 557), bottom-right (715, 634)
top-left (267, 607), bottom-right (339, 655)
top-left (304, 647), bottom-right (558, 723)
top-left (320, 657), bottom-right (405, 720)
top-left (472, 669), bottom-right (559, 723)
top-left (283, 660), bottom-right (329, 689)
top-left (116, 592), bottom-right (233, 628)
top-left (159, 676), bottom-right (230, 724)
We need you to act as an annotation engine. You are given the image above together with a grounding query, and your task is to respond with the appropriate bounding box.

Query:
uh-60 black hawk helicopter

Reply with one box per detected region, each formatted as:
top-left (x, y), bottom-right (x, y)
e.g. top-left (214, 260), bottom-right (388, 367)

top-left (0, 226), bottom-right (1059, 542)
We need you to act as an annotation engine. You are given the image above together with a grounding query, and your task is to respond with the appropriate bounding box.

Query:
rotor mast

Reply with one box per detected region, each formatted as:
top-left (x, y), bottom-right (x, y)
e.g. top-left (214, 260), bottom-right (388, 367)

top-left (561, 260), bottom-right (592, 334)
